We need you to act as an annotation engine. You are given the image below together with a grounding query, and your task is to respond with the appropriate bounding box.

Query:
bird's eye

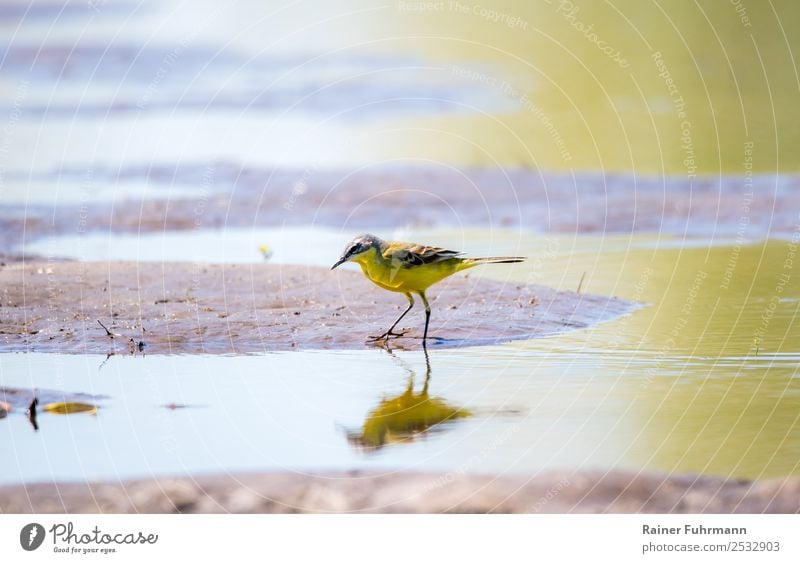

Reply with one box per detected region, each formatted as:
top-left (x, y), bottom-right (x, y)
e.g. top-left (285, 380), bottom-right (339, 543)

top-left (348, 245), bottom-right (359, 255)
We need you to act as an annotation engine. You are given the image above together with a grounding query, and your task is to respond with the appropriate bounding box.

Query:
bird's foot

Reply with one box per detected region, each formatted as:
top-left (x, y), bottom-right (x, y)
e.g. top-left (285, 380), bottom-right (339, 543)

top-left (367, 329), bottom-right (408, 342)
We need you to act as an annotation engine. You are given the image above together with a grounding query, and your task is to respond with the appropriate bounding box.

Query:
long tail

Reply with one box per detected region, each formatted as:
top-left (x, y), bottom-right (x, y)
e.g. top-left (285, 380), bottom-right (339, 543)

top-left (470, 256), bottom-right (525, 264)
top-left (459, 256), bottom-right (525, 270)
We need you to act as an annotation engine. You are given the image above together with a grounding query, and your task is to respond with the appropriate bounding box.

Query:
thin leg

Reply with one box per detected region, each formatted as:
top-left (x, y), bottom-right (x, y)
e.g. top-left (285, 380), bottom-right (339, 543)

top-left (418, 291), bottom-right (431, 344)
top-left (368, 293), bottom-right (414, 341)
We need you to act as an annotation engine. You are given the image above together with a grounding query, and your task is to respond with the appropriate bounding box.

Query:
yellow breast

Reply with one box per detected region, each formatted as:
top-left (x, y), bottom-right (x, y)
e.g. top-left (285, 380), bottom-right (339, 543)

top-left (354, 248), bottom-right (462, 293)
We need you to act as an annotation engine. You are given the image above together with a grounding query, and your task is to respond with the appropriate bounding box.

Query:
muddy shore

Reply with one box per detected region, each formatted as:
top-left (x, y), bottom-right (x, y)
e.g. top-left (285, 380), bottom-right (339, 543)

top-left (2, 470), bottom-right (798, 514)
top-left (5, 167), bottom-right (799, 265)
top-left (0, 261), bottom-right (634, 354)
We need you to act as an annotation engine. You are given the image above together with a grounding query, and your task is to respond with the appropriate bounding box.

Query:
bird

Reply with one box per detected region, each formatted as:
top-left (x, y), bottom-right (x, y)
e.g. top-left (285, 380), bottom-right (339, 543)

top-left (330, 234), bottom-right (525, 344)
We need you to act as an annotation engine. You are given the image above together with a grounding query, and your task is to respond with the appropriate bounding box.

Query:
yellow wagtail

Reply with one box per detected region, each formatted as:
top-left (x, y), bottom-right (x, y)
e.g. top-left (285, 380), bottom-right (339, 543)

top-left (331, 234), bottom-right (525, 344)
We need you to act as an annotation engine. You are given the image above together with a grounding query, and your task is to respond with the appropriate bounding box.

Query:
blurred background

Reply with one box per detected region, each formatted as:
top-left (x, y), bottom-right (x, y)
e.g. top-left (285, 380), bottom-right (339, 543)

top-left (3, 0), bottom-right (798, 183)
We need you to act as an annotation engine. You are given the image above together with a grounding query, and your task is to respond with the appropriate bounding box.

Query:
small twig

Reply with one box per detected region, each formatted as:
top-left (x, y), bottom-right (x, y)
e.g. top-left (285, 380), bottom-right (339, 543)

top-left (97, 319), bottom-right (120, 338)
top-left (577, 272), bottom-right (586, 294)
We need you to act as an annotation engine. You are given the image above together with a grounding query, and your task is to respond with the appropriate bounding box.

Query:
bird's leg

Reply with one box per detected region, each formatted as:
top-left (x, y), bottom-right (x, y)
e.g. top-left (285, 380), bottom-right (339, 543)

top-left (368, 293), bottom-right (414, 341)
top-left (419, 291), bottom-right (431, 344)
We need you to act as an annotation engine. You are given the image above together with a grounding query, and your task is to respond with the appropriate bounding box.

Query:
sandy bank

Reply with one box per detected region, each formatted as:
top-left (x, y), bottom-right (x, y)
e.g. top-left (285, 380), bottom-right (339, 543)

top-left (8, 168), bottom-right (798, 260)
top-left (0, 261), bottom-right (634, 354)
top-left (2, 470), bottom-right (797, 513)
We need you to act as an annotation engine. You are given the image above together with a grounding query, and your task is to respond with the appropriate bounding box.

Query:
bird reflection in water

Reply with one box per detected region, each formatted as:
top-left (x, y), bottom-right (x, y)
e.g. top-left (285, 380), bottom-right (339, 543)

top-left (347, 347), bottom-right (471, 450)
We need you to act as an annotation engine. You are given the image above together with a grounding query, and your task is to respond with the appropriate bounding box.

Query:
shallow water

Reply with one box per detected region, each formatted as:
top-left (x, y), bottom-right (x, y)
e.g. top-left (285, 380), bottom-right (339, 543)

top-left (7, 228), bottom-right (800, 482)
top-left (20, 224), bottom-right (754, 266)
top-left (0, 348), bottom-right (576, 483)
top-left (3, 341), bottom-right (792, 486)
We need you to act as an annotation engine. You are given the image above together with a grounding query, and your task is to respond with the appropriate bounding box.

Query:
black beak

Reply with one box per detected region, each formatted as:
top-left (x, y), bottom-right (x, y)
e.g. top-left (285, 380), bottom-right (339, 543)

top-left (330, 256), bottom-right (347, 270)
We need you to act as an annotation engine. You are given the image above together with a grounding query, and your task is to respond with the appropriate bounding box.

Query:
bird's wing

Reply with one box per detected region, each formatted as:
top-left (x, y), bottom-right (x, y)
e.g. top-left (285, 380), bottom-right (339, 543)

top-left (384, 242), bottom-right (463, 268)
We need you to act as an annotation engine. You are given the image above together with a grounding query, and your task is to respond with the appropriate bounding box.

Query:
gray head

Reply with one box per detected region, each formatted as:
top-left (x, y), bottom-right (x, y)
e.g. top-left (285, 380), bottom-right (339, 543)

top-left (331, 234), bottom-right (384, 270)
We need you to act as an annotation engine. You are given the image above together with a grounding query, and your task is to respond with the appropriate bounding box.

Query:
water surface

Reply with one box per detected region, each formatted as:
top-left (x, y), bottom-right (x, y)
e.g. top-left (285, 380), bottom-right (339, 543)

top-left (6, 230), bottom-right (800, 482)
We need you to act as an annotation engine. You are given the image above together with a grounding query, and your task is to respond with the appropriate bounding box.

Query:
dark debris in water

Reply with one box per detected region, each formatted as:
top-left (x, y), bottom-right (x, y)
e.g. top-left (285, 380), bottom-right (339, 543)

top-left (161, 403), bottom-right (206, 410)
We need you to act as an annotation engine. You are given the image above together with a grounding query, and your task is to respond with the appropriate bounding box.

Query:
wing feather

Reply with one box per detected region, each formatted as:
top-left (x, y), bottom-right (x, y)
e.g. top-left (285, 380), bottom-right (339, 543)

top-left (384, 242), bottom-right (463, 268)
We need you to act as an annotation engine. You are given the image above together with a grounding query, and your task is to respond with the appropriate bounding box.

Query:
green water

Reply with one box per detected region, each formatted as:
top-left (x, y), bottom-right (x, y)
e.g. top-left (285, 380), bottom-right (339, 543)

top-left (485, 234), bottom-right (800, 478)
top-left (366, 0), bottom-right (800, 173)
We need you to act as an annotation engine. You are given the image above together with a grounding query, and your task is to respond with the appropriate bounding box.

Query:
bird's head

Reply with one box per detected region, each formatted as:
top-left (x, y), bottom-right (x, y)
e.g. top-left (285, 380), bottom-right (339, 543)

top-left (331, 234), bottom-right (383, 269)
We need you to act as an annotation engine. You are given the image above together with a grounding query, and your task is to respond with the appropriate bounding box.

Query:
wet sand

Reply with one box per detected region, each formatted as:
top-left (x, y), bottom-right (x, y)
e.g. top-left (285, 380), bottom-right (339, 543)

top-left (9, 167), bottom-right (800, 263)
top-left (2, 470), bottom-right (797, 513)
top-left (0, 261), bottom-right (634, 354)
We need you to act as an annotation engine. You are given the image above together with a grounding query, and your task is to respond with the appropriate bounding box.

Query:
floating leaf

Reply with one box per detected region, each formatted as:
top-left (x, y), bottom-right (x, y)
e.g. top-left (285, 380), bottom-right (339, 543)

top-left (258, 244), bottom-right (273, 261)
top-left (42, 402), bottom-right (98, 415)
